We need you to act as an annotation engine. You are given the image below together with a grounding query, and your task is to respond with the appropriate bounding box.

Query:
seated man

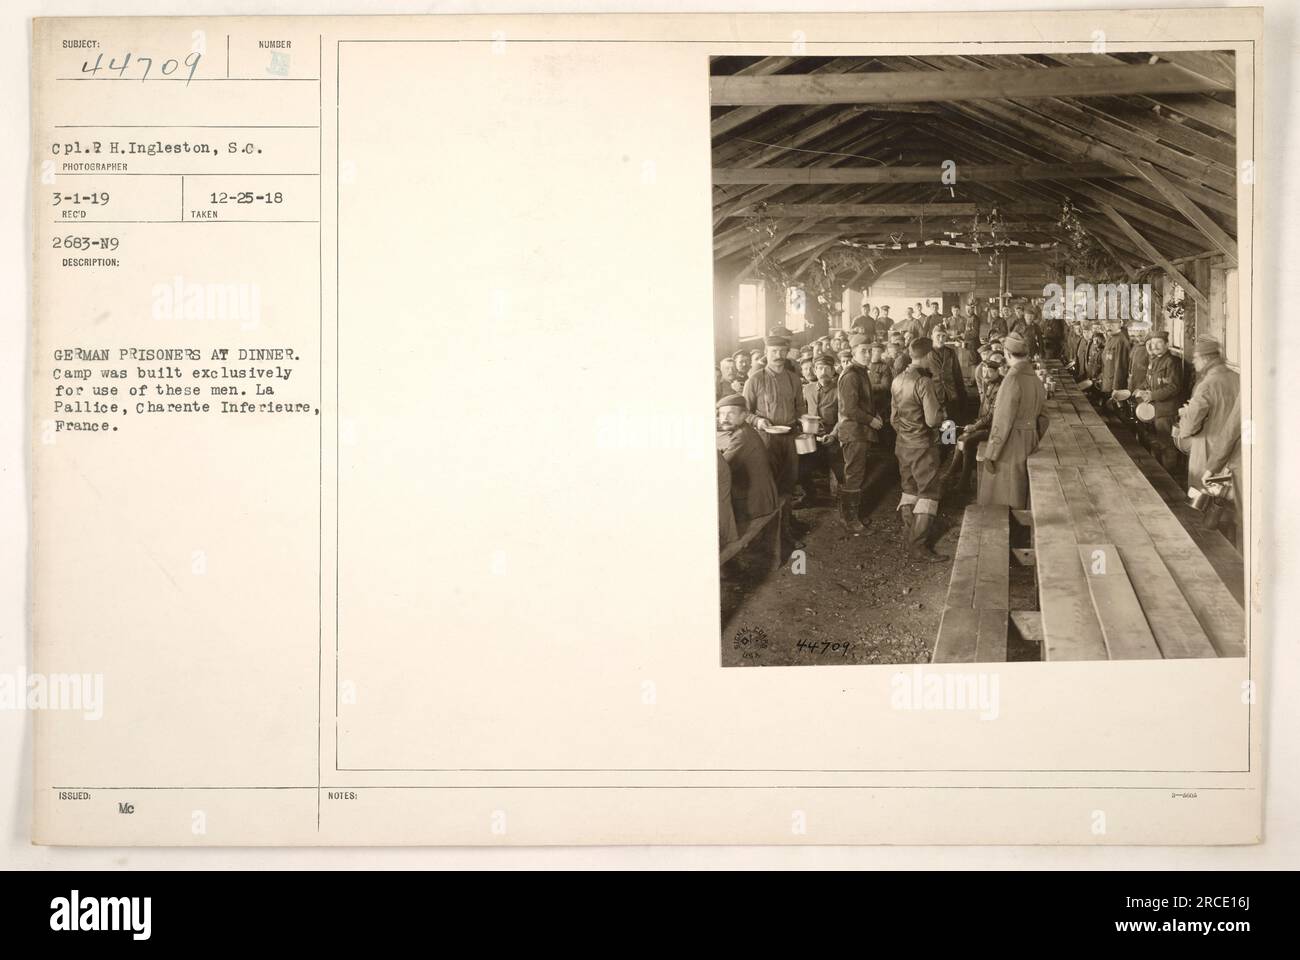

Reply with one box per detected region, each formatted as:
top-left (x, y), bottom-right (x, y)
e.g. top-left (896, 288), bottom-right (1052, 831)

top-left (716, 394), bottom-right (779, 525)
top-left (717, 450), bottom-right (738, 548)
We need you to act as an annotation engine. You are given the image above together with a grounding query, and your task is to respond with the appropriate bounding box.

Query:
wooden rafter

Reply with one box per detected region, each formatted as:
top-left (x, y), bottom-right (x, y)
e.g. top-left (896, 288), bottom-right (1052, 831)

top-left (713, 162), bottom-right (1122, 185)
top-left (1124, 157), bottom-right (1238, 263)
top-left (1098, 203), bottom-right (1210, 311)
top-left (710, 64), bottom-right (1226, 106)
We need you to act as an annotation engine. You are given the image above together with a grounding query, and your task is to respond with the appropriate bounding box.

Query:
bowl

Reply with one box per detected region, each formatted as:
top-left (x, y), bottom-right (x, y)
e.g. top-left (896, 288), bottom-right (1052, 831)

top-left (765, 424), bottom-right (792, 434)
top-left (1112, 389), bottom-right (1132, 402)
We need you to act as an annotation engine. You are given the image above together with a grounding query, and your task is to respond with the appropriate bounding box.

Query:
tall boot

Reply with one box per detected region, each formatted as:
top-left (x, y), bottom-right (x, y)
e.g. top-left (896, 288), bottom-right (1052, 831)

top-left (897, 502), bottom-right (915, 535)
top-left (908, 511), bottom-right (948, 562)
top-left (839, 490), bottom-right (865, 534)
top-left (939, 448), bottom-right (965, 500)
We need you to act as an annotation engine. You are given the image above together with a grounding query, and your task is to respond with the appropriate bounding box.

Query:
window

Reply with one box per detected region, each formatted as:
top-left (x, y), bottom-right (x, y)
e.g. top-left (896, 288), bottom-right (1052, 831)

top-left (737, 281), bottom-right (765, 340)
top-left (785, 285), bottom-right (807, 332)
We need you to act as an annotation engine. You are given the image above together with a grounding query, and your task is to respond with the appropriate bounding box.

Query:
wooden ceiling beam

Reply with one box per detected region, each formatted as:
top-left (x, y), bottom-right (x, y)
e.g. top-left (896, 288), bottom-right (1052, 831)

top-left (757, 202), bottom-right (1061, 218)
top-left (1125, 157), bottom-right (1238, 263)
top-left (710, 64), bottom-right (1226, 106)
top-left (1099, 203), bottom-right (1210, 311)
top-left (713, 161), bottom-right (1122, 185)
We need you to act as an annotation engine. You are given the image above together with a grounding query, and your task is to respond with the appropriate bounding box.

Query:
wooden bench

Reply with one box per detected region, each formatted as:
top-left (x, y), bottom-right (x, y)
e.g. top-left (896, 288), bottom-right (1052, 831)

top-left (932, 504), bottom-right (1010, 663)
top-left (719, 495), bottom-right (791, 572)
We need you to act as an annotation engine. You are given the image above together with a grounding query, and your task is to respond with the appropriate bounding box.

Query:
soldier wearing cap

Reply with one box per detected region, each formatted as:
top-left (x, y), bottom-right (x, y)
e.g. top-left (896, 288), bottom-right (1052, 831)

top-left (732, 350), bottom-right (751, 381)
top-left (1010, 304), bottom-right (1044, 358)
top-left (891, 307), bottom-right (925, 347)
top-left (974, 344), bottom-right (994, 408)
top-left (800, 353), bottom-right (846, 505)
top-left (1077, 324), bottom-right (1104, 389)
top-left (979, 331), bottom-right (1048, 509)
top-left (835, 334), bottom-right (882, 533)
top-left (989, 305), bottom-right (1010, 340)
top-left (742, 329), bottom-right (808, 501)
top-left (1100, 319), bottom-right (1131, 396)
top-left (716, 394), bottom-right (779, 526)
top-left (866, 343), bottom-right (893, 414)
top-left (930, 326), bottom-right (968, 419)
top-left (1134, 331), bottom-right (1182, 468)
top-left (851, 301), bottom-right (878, 341)
top-left (1127, 325), bottom-right (1150, 393)
top-left (890, 334), bottom-right (911, 376)
top-left (1174, 337), bottom-right (1241, 531)
top-left (890, 337), bottom-right (947, 561)
top-left (943, 352), bottom-right (1006, 500)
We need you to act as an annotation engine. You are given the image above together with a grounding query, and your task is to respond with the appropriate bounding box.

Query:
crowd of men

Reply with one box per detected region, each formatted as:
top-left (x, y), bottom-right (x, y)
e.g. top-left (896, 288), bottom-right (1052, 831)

top-left (716, 293), bottom-right (1244, 567)
top-left (1064, 309), bottom-right (1243, 546)
top-left (716, 298), bottom-right (1054, 563)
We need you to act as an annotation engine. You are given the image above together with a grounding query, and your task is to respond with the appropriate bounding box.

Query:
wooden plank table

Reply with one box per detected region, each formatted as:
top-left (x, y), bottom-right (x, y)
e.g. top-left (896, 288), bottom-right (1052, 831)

top-left (1029, 363), bottom-right (1244, 660)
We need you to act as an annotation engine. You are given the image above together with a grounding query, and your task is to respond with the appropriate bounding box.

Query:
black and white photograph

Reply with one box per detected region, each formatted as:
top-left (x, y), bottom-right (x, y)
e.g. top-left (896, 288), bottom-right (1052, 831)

top-left (711, 51), bottom-right (1245, 667)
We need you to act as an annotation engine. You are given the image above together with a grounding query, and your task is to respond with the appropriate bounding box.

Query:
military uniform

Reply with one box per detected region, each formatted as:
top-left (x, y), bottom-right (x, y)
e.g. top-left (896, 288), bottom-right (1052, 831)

top-left (836, 350), bottom-right (880, 530)
top-left (931, 344), bottom-right (967, 418)
top-left (1176, 348), bottom-right (1240, 489)
top-left (717, 451), bottom-right (738, 547)
top-left (1010, 319), bottom-right (1043, 358)
top-left (1100, 330), bottom-right (1131, 393)
top-left (1085, 335), bottom-right (1105, 381)
top-left (890, 362), bottom-right (945, 558)
top-left (717, 421), bottom-right (779, 522)
top-left (866, 359), bottom-right (893, 413)
top-left (978, 349), bottom-right (1047, 509)
top-left (800, 375), bottom-right (845, 496)
top-left (742, 358), bottom-right (806, 497)
top-left (1127, 339), bottom-right (1150, 392)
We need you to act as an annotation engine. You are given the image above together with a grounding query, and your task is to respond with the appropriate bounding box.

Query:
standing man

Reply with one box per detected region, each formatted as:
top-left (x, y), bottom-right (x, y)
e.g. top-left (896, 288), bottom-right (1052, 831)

top-left (800, 353), bottom-right (845, 505)
top-left (890, 338), bottom-right (947, 561)
top-left (743, 328), bottom-right (807, 503)
top-left (835, 334), bottom-right (882, 534)
top-left (731, 350), bottom-right (751, 382)
top-left (1127, 324), bottom-right (1150, 393)
top-left (866, 343), bottom-right (894, 413)
top-left (1010, 304), bottom-right (1043, 357)
top-left (1134, 331), bottom-right (1182, 470)
top-left (1174, 337), bottom-right (1242, 546)
top-left (851, 300), bottom-right (876, 341)
top-left (716, 356), bottom-right (736, 400)
top-left (989, 305), bottom-right (1010, 339)
top-left (1100, 320), bottom-right (1131, 397)
top-left (930, 327), bottom-right (968, 419)
top-left (891, 308), bottom-right (924, 346)
top-left (979, 332), bottom-right (1048, 509)
top-left (942, 354), bottom-right (1005, 501)
top-left (1042, 300), bottom-right (1064, 359)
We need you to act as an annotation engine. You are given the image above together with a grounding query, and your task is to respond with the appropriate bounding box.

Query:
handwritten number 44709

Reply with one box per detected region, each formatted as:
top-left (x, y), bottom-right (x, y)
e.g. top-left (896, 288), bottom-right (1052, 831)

top-left (81, 52), bottom-right (202, 85)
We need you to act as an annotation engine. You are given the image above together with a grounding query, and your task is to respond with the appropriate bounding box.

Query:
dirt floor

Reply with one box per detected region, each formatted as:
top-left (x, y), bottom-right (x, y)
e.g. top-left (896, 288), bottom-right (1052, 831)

top-left (720, 451), bottom-right (1040, 668)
